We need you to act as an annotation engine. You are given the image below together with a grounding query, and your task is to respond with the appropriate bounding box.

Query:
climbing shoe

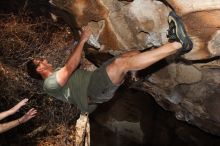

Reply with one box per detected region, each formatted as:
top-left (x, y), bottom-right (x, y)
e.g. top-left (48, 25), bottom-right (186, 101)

top-left (167, 11), bottom-right (193, 54)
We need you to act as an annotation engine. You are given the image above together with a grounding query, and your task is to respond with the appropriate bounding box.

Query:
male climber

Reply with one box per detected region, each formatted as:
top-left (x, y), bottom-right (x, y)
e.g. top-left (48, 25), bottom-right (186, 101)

top-left (27, 11), bottom-right (193, 113)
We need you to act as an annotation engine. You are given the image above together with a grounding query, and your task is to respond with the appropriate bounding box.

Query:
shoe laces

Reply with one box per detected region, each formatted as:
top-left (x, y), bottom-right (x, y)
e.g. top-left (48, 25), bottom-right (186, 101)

top-left (167, 20), bottom-right (177, 40)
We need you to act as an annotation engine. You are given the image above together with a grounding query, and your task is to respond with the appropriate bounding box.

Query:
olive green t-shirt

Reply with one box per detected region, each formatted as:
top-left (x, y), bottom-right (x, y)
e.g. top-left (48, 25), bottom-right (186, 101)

top-left (43, 69), bottom-right (94, 112)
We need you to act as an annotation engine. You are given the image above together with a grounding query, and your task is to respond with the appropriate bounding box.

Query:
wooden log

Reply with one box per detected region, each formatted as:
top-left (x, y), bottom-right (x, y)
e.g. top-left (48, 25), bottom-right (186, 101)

top-left (75, 113), bottom-right (90, 146)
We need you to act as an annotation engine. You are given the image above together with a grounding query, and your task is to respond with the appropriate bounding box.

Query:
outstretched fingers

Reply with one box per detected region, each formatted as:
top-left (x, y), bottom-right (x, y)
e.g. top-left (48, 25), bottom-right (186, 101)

top-left (10, 98), bottom-right (29, 114)
top-left (26, 108), bottom-right (37, 118)
top-left (20, 108), bottom-right (37, 123)
top-left (18, 98), bottom-right (29, 107)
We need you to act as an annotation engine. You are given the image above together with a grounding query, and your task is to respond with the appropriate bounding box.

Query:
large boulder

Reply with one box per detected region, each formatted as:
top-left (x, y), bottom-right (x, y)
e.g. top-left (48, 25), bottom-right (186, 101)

top-left (50, 0), bottom-right (220, 135)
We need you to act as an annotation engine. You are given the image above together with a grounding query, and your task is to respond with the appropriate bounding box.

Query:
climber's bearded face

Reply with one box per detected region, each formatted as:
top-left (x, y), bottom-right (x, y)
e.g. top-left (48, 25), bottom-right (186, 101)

top-left (33, 58), bottom-right (53, 74)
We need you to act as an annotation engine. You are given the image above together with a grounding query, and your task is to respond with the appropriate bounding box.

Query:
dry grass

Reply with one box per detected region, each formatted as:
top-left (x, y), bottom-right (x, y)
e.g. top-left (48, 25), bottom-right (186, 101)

top-left (0, 13), bottom-right (80, 145)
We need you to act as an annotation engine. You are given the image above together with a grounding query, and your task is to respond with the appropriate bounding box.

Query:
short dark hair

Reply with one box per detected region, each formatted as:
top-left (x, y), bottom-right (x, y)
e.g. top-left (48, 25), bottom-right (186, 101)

top-left (26, 60), bottom-right (43, 80)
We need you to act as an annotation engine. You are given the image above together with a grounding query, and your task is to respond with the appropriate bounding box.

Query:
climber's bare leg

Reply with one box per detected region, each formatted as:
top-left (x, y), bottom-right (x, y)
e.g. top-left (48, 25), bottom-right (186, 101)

top-left (106, 42), bottom-right (182, 85)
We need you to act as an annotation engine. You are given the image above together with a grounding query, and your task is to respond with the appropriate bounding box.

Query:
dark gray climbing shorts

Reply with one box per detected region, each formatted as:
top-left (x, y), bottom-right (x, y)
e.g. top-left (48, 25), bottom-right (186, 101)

top-left (87, 57), bottom-right (119, 104)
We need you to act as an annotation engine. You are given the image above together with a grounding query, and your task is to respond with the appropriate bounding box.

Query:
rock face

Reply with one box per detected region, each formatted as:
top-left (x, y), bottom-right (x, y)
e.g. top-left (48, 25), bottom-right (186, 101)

top-left (91, 87), bottom-right (220, 145)
top-left (133, 59), bottom-right (220, 135)
top-left (51, 0), bottom-right (170, 52)
top-left (50, 0), bottom-right (220, 135)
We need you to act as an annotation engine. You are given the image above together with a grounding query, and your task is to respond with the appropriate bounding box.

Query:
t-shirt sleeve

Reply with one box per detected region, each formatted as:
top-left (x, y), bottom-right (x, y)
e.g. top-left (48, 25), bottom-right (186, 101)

top-left (43, 71), bottom-right (62, 95)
